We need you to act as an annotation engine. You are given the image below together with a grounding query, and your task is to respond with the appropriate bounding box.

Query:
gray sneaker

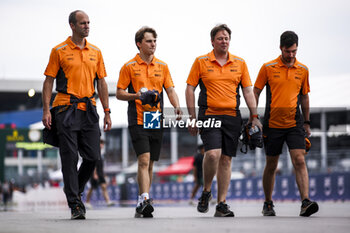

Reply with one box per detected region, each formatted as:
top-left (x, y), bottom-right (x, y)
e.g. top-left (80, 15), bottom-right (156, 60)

top-left (300, 199), bottom-right (319, 217)
top-left (136, 199), bottom-right (154, 216)
top-left (197, 191), bottom-right (212, 213)
top-left (71, 204), bottom-right (86, 220)
top-left (262, 201), bottom-right (276, 216)
top-left (214, 202), bottom-right (234, 217)
top-left (134, 212), bottom-right (153, 218)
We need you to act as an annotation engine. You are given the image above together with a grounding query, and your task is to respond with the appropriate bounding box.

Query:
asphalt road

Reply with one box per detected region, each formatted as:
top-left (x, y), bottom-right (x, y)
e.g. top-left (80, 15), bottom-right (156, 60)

top-left (0, 201), bottom-right (349, 233)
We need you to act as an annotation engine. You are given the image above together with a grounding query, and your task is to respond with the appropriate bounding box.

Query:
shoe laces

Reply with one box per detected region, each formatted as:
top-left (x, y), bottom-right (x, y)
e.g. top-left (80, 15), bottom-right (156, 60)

top-left (143, 198), bottom-right (153, 205)
top-left (198, 191), bottom-right (211, 204)
top-left (264, 201), bottom-right (274, 210)
top-left (72, 205), bottom-right (81, 213)
top-left (217, 202), bottom-right (230, 211)
top-left (302, 199), bottom-right (311, 207)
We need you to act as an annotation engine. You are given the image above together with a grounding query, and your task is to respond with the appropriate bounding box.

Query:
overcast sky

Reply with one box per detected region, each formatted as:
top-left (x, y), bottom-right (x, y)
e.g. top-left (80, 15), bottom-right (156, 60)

top-left (0, 0), bottom-right (349, 108)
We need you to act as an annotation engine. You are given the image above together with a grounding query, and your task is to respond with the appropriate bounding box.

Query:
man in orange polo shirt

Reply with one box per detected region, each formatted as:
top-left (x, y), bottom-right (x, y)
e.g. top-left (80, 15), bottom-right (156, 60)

top-left (117, 26), bottom-right (182, 218)
top-left (254, 31), bottom-right (318, 217)
top-left (186, 24), bottom-right (261, 217)
top-left (42, 10), bottom-right (111, 220)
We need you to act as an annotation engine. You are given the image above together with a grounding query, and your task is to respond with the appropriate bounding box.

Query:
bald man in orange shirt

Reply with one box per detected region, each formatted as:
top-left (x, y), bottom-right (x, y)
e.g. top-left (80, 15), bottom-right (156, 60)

top-left (42, 10), bottom-right (111, 220)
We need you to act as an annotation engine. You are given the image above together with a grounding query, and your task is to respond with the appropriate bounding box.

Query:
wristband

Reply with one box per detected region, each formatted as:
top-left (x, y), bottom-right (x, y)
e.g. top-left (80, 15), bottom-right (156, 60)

top-left (252, 114), bottom-right (259, 119)
top-left (304, 120), bottom-right (310, 125)
top-left (104, 108), bottom-right (111, 113)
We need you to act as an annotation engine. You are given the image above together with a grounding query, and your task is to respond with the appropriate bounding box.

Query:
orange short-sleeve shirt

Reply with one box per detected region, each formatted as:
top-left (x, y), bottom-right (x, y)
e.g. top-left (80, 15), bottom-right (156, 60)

top-left (117, 54), bottom-right (174, 125)
top-left (186, 50), bottom-right (252, 117)
top-left (254, 56), bottom-right (310, 128)
top-left (44, 37), bottom-right (107, 111)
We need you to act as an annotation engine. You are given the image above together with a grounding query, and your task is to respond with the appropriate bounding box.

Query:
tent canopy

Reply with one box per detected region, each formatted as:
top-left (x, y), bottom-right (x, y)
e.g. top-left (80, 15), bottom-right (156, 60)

top-left (157, 156), bottom-right (194, 176)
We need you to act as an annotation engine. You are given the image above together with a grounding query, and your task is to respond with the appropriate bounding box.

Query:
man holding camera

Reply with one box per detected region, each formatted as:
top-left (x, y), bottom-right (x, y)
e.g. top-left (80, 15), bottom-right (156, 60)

top-left (116, 26), bottom-right (182, 218)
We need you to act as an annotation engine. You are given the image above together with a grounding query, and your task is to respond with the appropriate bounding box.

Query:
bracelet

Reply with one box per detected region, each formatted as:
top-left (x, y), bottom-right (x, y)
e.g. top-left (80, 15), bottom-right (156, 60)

top-left (104, 108), bottom-right (111, 113)
top-left (252, 114), bottom-right (259, 119)
top-left (304, 120), bottom-right (310, 125)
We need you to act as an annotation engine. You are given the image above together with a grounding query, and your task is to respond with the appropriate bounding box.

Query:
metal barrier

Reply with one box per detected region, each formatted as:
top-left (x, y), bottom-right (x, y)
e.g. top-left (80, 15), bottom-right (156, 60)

top-left (85, 172), bottom-right (350, 204)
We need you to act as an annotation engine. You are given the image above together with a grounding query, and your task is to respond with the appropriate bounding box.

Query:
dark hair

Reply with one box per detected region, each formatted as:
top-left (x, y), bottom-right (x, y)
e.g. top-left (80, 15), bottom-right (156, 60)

top-left (135, 26), bottom-right (157, 50)
top-left (210, 24), bottom-right (231, 41)
top-left (280, 31), bottom-right (298, 48)
top-left (69, 10), bottom-right (83, 25)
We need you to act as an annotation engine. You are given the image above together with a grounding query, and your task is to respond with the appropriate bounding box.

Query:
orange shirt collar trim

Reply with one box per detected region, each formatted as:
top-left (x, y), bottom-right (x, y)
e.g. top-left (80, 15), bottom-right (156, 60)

top-left (277, 56), bottom-right (299, 68)
top-left (66, 36), bottom-right (90, 50)
top-left (135, 53), bottom-right (156, 65)
top-left (208, 50), bottom-right (234, 64)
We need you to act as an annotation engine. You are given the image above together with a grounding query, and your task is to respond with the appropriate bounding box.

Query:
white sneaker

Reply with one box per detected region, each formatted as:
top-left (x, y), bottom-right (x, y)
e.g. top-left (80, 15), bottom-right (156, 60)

top-left (85, 202), bottom-right (93, 209)
top-left (189, 200), bottom-right (196, 206)
top-left (107, 201), bottom-right (115, 207)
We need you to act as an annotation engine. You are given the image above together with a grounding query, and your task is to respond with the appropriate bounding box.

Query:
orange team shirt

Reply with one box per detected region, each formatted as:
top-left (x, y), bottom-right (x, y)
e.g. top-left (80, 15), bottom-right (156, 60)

top-left (186, 50), bottom-right (252, 117)
top-left (44, 37), bottom-right (107, 111)
top-left (117, 54), bottom-right (174, 126)
top-left (254, 56), bottom-right (310, 129)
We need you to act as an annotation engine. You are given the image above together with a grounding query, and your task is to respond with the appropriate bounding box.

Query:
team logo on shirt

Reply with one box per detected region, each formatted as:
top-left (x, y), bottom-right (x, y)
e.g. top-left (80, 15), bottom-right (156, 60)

top-left (143, 110), bottom-right (162, 129)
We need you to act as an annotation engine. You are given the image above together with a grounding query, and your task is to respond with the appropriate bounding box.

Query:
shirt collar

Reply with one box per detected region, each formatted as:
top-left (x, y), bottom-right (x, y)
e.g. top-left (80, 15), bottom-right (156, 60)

top-left (135, 53), bottom-right (156, 65)
top-left (277, 55), bottom-right (299, 68)
top-left (66, 36), bottom-right (90, 50)
top-left (208, 50), bottom-right (234, 64)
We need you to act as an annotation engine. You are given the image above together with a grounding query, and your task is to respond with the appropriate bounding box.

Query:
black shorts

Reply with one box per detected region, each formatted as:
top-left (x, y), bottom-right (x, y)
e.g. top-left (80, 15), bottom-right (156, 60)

top-left (90, 176), bottom-right (105, 189)
top-left (199, 115), bottom-right (242, 157)
top-left (92, 159), bottom-right (106, 185)
top-left (128, 125), bottom-right (163, 161)
top-left (196, 176), bottom-right (203, 186)
top-left (263, 126), bottom-right (306, 156)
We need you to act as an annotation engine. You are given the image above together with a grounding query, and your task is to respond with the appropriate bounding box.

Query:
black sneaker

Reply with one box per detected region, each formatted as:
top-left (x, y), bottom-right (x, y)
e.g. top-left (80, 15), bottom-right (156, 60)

top-left (300, 199), bottom-right (319, 217)
top-left (197, 191), bottom-right (212, 213)
top-left (134, 212), bottom-right (154, 218)
top-left (78, 193), bottom-right (86, 214)
top-left (262, 201), bottom-right (276, 216)
top-left (71, 204), bottom-right (86, 220)
top-left (214, 202), bottom-right (234, 217)
top-left (136, 199), bottom-right (154, 216)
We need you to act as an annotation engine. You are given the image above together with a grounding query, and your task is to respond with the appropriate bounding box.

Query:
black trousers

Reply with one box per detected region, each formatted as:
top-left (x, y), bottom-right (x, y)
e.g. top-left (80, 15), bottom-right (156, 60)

top-left (55, 108), bottom-right (100, 208)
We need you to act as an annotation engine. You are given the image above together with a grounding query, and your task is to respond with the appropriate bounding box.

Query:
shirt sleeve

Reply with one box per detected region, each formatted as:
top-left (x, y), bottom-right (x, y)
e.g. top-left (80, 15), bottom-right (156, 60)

top-left (163, 64), bottom-right (175, 89)
top-left (96, 50), bottom-right (107, 79)
top-left (241, 61), bottom-right (252, 88)
top-left (186, 58), bottom-right (200, 87)
top-left (117, 64), bottom-right (131, 90)
top-left (301, 69), bottom-right (310, 95)
top-left (44, 48), bottom-right (60, 78)
top-left (254, 64), bottom-right (268, 90)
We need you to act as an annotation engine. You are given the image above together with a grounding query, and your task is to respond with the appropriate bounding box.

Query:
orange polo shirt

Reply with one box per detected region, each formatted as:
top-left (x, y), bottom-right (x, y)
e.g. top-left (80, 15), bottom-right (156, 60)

top-left (117, 54), bottom-right (174, 126)
top-left (44, 37), bottom-right (107, 111)
top-left (254, 56), bottom-right (310, 128)
top-left (186, 50), bottom-right (252, 117)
